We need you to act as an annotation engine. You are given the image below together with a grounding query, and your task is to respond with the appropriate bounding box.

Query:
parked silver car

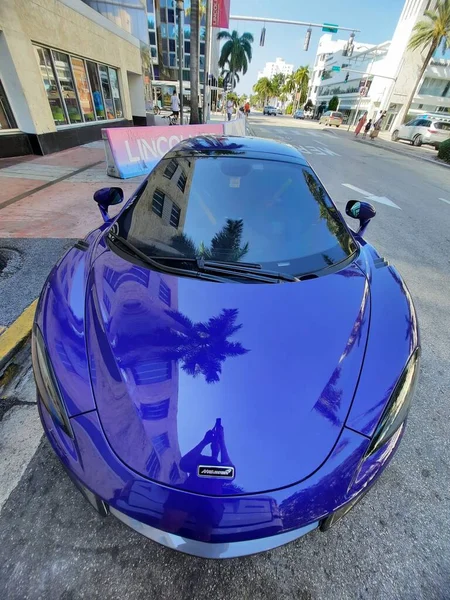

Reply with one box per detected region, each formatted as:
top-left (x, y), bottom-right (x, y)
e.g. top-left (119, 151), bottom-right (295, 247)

top-left (391, 116), bottom-right (450, 148)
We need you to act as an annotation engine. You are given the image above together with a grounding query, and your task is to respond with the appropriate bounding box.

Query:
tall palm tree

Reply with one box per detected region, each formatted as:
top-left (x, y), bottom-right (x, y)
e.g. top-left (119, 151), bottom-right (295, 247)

top-left (217, 30), bottom-right (254, 89)
top-left (253, 77), bottom-right (274, 106)
top-left (291, 66), bottom-right (310, 111)
top-left (402, 0), bottom-right (450, 122)
top-left (189, 0), bottom-right (201, 124)
top-left (154, 308), bottom-right (250, 383)
top-left (221, 69), bottom-right (240, 90)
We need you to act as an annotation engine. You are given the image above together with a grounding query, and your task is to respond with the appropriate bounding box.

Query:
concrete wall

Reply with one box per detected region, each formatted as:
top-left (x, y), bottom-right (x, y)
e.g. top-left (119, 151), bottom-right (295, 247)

top-left (0, 0), bottom-right (145, 135)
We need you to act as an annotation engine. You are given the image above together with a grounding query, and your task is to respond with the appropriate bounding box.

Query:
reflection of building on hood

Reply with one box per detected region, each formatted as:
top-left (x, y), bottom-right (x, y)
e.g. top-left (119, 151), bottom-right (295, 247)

top-left (99, 257), bottom-right (185, 485)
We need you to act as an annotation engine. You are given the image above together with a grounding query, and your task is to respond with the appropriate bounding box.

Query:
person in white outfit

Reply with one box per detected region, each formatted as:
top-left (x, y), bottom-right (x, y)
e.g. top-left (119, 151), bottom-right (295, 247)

top-left (171, 90), bottom-right (180, 122)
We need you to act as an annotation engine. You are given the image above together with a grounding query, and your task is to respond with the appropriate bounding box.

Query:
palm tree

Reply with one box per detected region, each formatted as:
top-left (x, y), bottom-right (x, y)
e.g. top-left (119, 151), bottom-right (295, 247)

top-left (189, 0), bottom-right (201, 124)
top-left (221, 69), bottom-right (240, 90)
top-left (291, 66), bottom-right (310, 111)
top-left (217, 30), bottom-right (254, 89)
top-left (171, 219), bottom-right (249, 262)
top-left (402, 0), bottom-right (450, 122)
top-left (154, 308), bottom-right (250, 383)
top-left (253, 77), bottom-right (274, 106)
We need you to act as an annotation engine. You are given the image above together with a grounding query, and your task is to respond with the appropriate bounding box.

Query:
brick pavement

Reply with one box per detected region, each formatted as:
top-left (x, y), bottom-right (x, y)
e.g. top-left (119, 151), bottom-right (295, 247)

top-left (0, 142), bottom-right (144, 239)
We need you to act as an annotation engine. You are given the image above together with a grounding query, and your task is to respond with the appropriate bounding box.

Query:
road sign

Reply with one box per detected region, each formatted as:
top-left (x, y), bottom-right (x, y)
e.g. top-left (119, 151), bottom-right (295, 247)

top-left (331, 66), bottom-right (341, 72)
top-left (359, 87), bottom-right (368, 97)
top-left (322, 23), bottom-right (338, 33)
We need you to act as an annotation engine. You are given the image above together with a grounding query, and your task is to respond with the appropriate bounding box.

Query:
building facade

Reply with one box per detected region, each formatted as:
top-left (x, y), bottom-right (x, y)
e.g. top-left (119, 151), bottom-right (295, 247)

top-left (307, 34), bottom-right (373, 107)
top-left (147, 0), bottom-right (220, 110)
top-left (0, 0), bottom-right (148, 158)
top-left (310, 0), bottom-right (450, 129)
top-left (257, 57), bottom-right (294, 81)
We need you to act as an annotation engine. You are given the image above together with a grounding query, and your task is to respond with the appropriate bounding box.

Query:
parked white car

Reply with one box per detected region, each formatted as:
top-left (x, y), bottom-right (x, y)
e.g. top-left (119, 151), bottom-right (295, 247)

top-left (391, 116), bottom-right (450, 148)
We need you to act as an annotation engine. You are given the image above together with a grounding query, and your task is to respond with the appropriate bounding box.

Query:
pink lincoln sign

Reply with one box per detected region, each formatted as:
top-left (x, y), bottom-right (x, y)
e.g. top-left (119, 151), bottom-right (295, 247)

top-left (102, 123), bottom-right (224, 179)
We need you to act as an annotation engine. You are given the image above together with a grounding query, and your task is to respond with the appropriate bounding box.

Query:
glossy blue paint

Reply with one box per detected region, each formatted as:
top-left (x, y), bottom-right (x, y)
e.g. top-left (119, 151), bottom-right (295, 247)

top-left (85, 248), bottom-right (370, 495)
top-left (33, 135), bottom-right (420, 556)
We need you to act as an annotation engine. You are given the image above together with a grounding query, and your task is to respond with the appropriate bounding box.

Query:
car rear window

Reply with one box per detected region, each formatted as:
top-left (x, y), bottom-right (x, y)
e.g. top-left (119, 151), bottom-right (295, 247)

top-left (332, 112), bottom-right (343, 118)
top-left (434, 122), bottom-right (450, 131)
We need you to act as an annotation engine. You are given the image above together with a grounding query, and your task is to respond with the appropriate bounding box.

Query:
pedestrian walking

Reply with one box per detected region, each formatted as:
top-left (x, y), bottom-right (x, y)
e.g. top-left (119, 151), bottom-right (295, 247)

top-left (244, 101), bottom-right (250, 117)
top-left (354, 112), bottom-right (367, 137)
top-left (170, 89), bottom-right (180, 123)
top-left (226, 98), bottom-right (234, 121)
top-left (362, 118), bottom-right (372, 138)
top-left (370, 111), bottom-right (387, 140)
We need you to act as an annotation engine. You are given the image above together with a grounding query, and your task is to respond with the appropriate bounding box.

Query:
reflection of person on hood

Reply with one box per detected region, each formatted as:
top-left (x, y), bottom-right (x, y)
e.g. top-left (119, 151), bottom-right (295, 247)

top-left (160, 420), bottom-right (233, 542)
top-left (180, 419), bottom-right (233, 494)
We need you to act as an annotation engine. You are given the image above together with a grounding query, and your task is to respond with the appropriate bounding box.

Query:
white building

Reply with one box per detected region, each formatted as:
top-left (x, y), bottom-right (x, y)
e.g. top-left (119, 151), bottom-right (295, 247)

top-left (307, 34), bottom-right (373, 107)
top-left (257, 57), bottom-right (294, 80)
top-left (311, 0), bottom-right (450, 129)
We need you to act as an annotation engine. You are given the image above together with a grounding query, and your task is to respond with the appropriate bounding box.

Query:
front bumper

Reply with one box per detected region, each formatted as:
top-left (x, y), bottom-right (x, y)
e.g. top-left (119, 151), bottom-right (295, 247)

top-left (39, 402), bottom-right (404, 558)
top-left (111, 506), bottom-right (318, 558)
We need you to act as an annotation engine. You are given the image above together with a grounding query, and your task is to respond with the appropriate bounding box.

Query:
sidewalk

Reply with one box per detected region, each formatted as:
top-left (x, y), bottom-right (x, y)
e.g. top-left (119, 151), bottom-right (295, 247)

top-left (338, 126), bottom-right (450, 170)
top-left (0, 142), bottom-right (143, 239)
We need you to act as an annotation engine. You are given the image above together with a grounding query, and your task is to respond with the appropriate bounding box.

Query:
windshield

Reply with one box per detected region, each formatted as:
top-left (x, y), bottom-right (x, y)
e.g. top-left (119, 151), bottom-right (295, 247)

top-left (112, 156), bottom-right (356, 278)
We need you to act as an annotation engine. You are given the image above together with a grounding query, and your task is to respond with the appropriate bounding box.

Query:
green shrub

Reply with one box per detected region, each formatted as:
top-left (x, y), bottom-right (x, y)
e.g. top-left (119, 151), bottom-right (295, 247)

top-left (437, 138), bottom-right (450, 163)
top-left (285, 103), bottom-right (293, 115)
top-left (328, 96), bottom-right (339, 111)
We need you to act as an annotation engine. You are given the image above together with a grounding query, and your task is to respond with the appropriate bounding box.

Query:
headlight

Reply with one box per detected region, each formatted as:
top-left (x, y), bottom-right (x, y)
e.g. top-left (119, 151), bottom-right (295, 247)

top-left (32, 325), bottom-right (73, 438)
top-left (366, 347), bottom-right (420, 456)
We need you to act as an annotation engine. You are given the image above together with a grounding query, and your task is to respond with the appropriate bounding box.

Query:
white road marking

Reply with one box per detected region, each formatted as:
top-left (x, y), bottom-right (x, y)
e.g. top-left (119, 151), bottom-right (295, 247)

top-left (342, 183), bottom-right (401, 209)
top-left (297, 144), bottom-right (340, 157)
top-left (439, 197), bottom-right (450, 205)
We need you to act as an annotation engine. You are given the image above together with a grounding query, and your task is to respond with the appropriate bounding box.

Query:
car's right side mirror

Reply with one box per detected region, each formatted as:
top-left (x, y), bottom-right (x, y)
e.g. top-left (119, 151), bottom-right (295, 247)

top-left (345, 200), bottom-right (376, 235)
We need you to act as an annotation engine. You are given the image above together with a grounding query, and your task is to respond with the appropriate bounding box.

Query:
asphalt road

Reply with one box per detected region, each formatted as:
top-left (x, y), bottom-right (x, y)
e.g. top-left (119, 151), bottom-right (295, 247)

top-left (1, 116), bottom-right (450, 600)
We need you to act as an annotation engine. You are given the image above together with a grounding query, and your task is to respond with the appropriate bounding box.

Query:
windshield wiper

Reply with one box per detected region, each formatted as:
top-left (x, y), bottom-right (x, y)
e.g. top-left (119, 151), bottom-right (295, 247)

top-left (151, 256), bottom-right (300, 283)
top-left (108, 233), bottom-right (229, 283)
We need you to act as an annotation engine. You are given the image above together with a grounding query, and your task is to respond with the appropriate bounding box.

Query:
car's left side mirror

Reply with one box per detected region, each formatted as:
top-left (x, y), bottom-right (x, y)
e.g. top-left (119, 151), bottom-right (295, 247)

top-left (94, 187), bottom-right (124, 222)
top-left (345, 200), bottom-right (376, 235)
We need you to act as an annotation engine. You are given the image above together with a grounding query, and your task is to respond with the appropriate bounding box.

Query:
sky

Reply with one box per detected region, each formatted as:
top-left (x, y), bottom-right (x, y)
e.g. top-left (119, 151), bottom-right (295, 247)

top-left (227, 0), bottom-right (406, 95)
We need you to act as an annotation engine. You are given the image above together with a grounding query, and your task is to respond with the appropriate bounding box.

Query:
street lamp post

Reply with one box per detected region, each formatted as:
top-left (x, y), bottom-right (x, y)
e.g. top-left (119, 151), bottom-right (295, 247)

top-left (176, 0), bottom-right (184, 124)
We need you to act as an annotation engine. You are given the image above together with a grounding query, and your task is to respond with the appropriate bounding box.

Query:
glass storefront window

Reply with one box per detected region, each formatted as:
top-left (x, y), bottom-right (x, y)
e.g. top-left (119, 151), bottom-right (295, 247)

top-left (99, 65), bottom-right (116, 119)
top-left (52, 50), bottom-right (83, 124)
top-left (0, 81), bottom-right (17, 130)
top-left (35, 47), bottom-right (68, 126)
top-left (71, 58), bottom-right (95, 122)
top-left (108, 68), bottom-right (123, 118)
top-left (86, 61), bottom-right (106, 120)
top-left (34, 45), bottom-right (124, 126)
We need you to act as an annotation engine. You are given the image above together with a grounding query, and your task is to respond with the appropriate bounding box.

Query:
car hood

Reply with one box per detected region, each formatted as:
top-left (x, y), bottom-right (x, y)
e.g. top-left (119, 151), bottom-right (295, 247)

top-left (86, 248), bottom-right (370, 496)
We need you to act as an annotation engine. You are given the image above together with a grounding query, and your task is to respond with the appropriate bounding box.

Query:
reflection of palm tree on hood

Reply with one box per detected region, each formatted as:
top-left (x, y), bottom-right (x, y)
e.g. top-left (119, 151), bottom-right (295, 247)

top-left (154, 308), bottom-right (249, 383)
top-left (171, 218), bottom-right (249, 262)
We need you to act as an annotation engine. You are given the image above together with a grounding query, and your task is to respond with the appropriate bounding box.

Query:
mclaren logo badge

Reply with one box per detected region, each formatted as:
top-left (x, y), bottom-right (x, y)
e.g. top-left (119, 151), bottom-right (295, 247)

top-left (197, 465), bottom-right (235, 479)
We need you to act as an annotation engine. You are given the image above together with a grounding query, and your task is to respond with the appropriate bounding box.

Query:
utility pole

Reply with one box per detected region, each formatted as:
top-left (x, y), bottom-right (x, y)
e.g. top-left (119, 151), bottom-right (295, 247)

top-left (202, 0), bottom-right (211, 123)
top-left (176, 0), bottom-right (184, 124)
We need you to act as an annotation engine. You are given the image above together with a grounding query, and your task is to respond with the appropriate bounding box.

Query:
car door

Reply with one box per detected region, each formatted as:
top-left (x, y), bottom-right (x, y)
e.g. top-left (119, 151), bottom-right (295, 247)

top-left (399, 119), bottom-right (419, 141)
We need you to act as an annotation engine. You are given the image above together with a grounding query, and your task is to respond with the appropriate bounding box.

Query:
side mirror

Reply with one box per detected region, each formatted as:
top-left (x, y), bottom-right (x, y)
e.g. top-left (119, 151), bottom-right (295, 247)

top-left (345, 200), bottom-right (376, 235)
top-left (94, 187), bottom-right (124, 222)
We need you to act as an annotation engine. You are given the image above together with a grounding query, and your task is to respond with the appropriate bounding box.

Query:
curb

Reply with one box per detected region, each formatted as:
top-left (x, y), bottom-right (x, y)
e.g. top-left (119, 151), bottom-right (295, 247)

top-left (0, 299), bottom-right (37, 371)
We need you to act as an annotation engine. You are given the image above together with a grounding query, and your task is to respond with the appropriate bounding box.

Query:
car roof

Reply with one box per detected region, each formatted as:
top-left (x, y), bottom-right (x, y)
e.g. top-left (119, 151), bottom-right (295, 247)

top-left (166, 135), bottom-right (309, 165)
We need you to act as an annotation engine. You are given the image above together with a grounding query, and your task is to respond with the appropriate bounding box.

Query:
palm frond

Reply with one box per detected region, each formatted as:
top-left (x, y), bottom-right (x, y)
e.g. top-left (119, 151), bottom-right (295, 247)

top-left (217, 30), bottom-right (232, 40)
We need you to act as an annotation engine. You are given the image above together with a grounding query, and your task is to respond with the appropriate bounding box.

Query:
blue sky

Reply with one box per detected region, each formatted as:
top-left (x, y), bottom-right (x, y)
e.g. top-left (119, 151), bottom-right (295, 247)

top-left (227, 0), bottom-right (406, 95)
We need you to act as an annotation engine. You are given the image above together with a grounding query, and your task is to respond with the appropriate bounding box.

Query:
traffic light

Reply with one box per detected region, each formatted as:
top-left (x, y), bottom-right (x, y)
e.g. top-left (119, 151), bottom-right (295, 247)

top-left (345, 72), bottom-right (349, 82)
top-left (260, 26), bottom-right (266, 47)
top-left (303, 27), bottom-right (312, 51)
